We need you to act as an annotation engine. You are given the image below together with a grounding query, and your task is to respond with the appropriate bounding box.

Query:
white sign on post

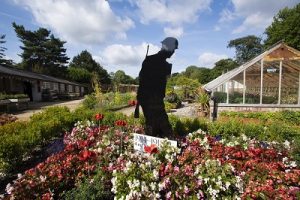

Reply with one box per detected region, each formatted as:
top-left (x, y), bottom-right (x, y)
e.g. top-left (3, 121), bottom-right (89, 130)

top-left (133, 133), bottom-right (177, 152)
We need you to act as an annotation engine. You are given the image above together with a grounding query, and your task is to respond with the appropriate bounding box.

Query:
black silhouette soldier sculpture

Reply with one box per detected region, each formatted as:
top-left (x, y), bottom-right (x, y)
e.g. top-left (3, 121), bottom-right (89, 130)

top-left (136, 37), bottom-right (178, 139)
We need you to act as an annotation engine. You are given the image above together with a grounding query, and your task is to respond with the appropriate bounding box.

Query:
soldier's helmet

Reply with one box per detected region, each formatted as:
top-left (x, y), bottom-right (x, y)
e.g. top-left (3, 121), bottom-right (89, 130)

top-left (161, 37), bottom-right (178, 52)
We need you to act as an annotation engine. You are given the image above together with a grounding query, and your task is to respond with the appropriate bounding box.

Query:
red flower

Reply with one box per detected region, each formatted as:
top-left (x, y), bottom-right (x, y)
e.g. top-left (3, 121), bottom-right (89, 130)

top-left (128, 100), bottom-right (137, 106)
top-left (41, 192), bottom-right (52, 200)
top-left (79, 150), bottom-right (96, 161)
top-left (144, 144), bottom-right (159, 154)
top-left (95, 113), bottom-right (104, 121)
top-left (115, 120), bottom-right (127, 127)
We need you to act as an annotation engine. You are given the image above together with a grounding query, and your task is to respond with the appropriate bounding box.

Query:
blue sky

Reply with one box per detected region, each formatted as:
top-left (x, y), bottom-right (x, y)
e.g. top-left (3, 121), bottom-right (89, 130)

top-left (1, 0), bottom-right (299, 77)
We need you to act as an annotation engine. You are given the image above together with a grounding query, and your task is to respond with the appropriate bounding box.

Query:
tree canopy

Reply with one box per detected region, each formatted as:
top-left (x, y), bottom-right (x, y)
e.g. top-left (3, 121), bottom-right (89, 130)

top-left (184, 65), bottom-right (211, 84)
top-left (111, 70), bottom-right (136, 85)
top-left (264, 3), bottom-right (300, 50)
top-left (0, 34), bottom-right (13, 66)
top-left (228, 35), bottom-right (263, 64)
top-left (210, 58), bottom-right (238, 79)
top-left (13, 22), bottom-right (69, 77)
top-left (68, 50), bottom-right (111, 84)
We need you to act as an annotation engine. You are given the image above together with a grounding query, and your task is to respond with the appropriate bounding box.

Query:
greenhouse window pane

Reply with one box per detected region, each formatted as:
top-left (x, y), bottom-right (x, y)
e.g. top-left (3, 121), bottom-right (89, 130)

top-left (245, 61), bottom-right (261, 104)
top-left (262, 61), bottom-right (279, 104)
top-left (213, 83), bottom-right (227, 103)
top-left (228, 72), bottom-right (244, 104)
top-left (280, 60), bottom-right (299, 104)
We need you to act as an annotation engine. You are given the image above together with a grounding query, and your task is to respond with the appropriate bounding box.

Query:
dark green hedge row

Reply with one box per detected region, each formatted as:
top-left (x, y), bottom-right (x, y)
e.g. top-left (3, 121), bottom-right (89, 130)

top-left (220, 110), bottom-right (300, 126)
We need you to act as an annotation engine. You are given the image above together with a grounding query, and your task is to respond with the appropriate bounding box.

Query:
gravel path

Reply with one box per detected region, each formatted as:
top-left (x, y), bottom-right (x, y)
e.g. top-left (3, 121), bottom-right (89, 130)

top-left (13, 98), bottom-right (84, 121)
top-left (118, 103), bottom-right (199, 118)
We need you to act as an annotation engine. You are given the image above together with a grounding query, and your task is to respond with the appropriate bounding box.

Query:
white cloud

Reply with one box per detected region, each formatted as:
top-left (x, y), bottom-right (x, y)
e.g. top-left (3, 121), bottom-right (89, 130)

top-left (198, 52), bottom-right (228, 68)
top-left (132, 0), bottom-right (212, 25)
top-left (218, 0), bottom-right (299, 34)
top-left (13, 0), bottom-right (134, 44)
top-left (219, 8), bottom-right (236, 23)
top-left (98, 43), bottom-right (160, 75)
top-left (164, 26), bottom-right (184, 38)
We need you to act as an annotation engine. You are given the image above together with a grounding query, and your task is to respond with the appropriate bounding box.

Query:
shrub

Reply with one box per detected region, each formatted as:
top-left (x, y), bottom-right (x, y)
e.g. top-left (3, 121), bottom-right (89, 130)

top-left (0, 107), bottom-right (74, 175)
top-left (82, 94), bottom-right (98, 109)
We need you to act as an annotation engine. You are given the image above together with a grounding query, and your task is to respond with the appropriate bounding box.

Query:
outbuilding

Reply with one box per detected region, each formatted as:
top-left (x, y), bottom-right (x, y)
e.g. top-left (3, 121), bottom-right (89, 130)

top-left (0, 65), bottom-right (87, 101)
top-left (203, 42), bottom-right (300, 114)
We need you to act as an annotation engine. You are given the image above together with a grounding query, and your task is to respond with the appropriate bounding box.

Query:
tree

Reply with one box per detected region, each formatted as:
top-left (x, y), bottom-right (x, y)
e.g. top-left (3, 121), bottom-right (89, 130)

top-left (68, 50), bottom-right (111, 84)
top-left (264, 3), bottom-right (300, 50)
top-left (167, 74), bottom-right (200, 99)
top-left (12, 22), bottom-right (69, 77)
top-left (111, 70), bottom-right (136, 85)
top-left (184, 65), bottom-right (211, 84)
top-left (210, 58), bottom-right (238, 79)
top-left (228, 35), bottom-right (263, 64)
top-left (0, 34), bottom-right (13, 65)
top-left (67, 67), bottom-right (92, 83)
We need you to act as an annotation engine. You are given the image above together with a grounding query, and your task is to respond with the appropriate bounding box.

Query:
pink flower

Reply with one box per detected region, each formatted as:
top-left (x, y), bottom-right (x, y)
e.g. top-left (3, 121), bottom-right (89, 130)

top-left (184, 185), bottom-right (189, 194)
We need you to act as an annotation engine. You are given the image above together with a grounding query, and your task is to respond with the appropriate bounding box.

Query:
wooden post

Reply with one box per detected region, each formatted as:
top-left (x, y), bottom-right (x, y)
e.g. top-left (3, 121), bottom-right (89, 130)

top-left (243, 70), bottom-right (246, 104)
top-left (260, 59), bottom-right (264, 104)
top-left (278, 60), bottom-right (282, 105)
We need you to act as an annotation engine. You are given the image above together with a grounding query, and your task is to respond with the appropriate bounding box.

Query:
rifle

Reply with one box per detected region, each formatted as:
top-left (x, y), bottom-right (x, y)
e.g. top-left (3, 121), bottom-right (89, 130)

top-left (134, 44), bottom-right (149, 118)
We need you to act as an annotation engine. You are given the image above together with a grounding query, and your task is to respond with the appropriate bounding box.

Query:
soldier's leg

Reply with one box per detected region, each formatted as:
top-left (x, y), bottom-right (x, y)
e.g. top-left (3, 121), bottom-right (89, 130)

top-left (140, 103), bottom-right (155, 136)
top-left (154, 101), bottom-right (173, 138)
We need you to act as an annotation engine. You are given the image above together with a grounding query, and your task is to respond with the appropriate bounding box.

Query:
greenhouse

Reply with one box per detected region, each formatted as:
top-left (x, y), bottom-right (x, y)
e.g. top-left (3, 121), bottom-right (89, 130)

top-left (204, 42), bottom-right (300, 112)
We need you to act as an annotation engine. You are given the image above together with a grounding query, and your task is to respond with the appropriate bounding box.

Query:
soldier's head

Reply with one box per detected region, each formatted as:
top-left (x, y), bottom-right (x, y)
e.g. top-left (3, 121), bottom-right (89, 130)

top-left (161, 37), bottom-right (178, 58)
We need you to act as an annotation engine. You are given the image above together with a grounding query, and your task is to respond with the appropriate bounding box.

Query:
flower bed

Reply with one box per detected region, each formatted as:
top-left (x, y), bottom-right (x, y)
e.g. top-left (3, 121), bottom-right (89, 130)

top-left (3, 117), bottom-right (300, 199)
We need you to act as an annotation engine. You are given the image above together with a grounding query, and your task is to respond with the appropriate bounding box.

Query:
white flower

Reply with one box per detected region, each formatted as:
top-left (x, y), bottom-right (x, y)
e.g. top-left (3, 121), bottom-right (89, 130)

top-left (204, 178), bottom-right (209, 183)
top-left (17, 173), bottom-right (22, 179)
top-left (40, 175), bottom-right (47, 182)
top-left (5, 183), bottom-right (14, 195)
top-left (150, 182), bottom-right (156, 191)
top-left (283, 140), bottom-right (290, 149)
top-left (290, 161), bottom-right (297, 168)
top-left (241, 134), bottom-right (247, 141)
top-left (225, 181), bottom-right (230, 189)
top-left (153, 170), bottom-right (159, 179)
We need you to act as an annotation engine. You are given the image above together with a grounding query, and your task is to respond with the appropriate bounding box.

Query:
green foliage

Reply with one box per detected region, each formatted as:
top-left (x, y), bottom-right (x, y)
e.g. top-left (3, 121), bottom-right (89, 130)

top-left (82, 94), bottom-right (98, 109)
top-left (102, 92), bottom-right (135, 110)
top-left (208, 119), bottom-right (243, 137)
top-left (0, 93), bottom-right (28, 100)
top-left (63, 169), bottom-right (113, 200)
top-left (167, 75), bottom-right (200, 100)
top-left (184, 66), bottom-right (212, 84)
top-left (210, 59), bottom-right (239, 79)
top-left (168, 115), bottom-right (208, 136)
top-left (111, 70), bottom-right (136, 86)
top-left (264, 3), bottom-right (300, 50)
top-left (67, 67), bottom-right (92, 83)
top-left (0, 34), bottom-right (13, 65)
top-left (69, 50), bottom-right (111, 84)
top-left (164, 91), bottom-right (181, 109)
top-left (0, 106), bottom-right (73, 174)
top-left (12, 23), bottom-right (69, 78)
top-left (228, 35), bottom-right (263, 64)
top-left (220, 111), bottom-right (300, 126)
